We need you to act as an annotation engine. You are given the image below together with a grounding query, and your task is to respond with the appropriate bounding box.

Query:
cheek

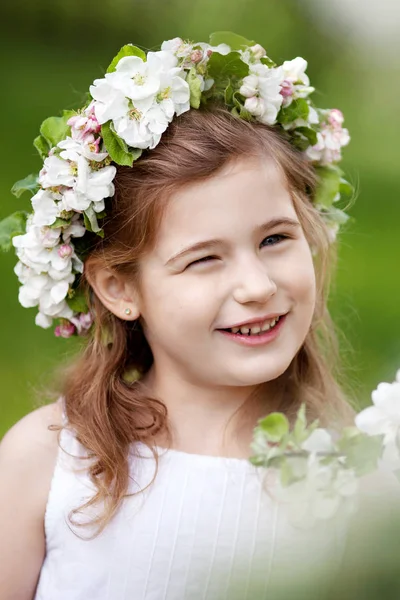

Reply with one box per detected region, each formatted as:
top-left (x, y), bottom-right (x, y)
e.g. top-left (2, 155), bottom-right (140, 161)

top-left (140, 272), bottom-right (213, 330)
top-left (283, 246), bottom-right (316, 307)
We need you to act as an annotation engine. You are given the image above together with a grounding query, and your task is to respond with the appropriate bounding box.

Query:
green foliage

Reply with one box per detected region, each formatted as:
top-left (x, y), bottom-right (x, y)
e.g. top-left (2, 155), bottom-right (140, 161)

top-left (0, 211), bottom-right (28, 251)
top-left (290, 126), bottom-right (318, 151)
top-left (49, 216), bottom-right (73, 229)
top-left (187, 67), bottom-right (202, 109)
top-left (207, 50), bottom-right (249, 81)
top-left (33, 110), bottom-right (75, 158)
top-left (209, 31), bottom-right (255, 51)
top-left (101, 121), bottom-right (142, 166)
top-left (41, 110), bottom-right (75, 147)
top-left (260, 55), bottom-right (276, 68)
top-left (258, 412), bottom-right (289, 442)
top-left (33, 134), bottom-right (51, 159)
top-left (338, 428), bottom-right (384, 476)
top-left (11, 174), bottom-right (39, 198)
top-left (83, 206), bottom-right (103, 236)
top-left (292, 405), bottom-right (319, 445)
top-left (106, 44), bottom-right (147, 73)
top-left (277, 98), bottom-right (309, 126)
top-left (66, 287), bottom-right (88, 313)
top-left (315, 165), bottom-right (339, 207)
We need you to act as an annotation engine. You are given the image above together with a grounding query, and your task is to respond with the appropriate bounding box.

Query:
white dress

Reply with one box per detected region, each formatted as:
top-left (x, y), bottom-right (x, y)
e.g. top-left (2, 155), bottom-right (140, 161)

top-left (34, 426), bottom-right (347, 600)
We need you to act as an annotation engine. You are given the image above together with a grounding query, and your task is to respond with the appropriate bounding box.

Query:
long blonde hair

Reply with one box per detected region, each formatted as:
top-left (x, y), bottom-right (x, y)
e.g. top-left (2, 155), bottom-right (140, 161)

top-left (58, 106), bottom-right (355, 532)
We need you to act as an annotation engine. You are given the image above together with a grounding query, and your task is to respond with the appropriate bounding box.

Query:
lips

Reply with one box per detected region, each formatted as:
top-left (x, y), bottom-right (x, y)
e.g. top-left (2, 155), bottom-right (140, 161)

top-left (218, 311), bottom-right (289, 331)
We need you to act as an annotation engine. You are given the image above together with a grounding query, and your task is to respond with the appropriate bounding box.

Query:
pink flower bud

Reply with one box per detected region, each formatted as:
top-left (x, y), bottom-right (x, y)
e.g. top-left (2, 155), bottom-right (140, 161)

top-left (190, 49), bottom-right (203, 64)
top-left (58, 244), bottom-right (73, 259)
top-left (54, 322), bottom-right (76, 338)
top-left (87, 137), bottom-right (102, 154)
top-left (250, 44), bottom-right (267, 60)
top-left (79, 311), bottom-right (93, 331)
top-left (280, 80), bottom-right (294, 99)
top-left (67, 115), bottom-right (82, 129)
top-left (206, 49), bottom-right (213, 58)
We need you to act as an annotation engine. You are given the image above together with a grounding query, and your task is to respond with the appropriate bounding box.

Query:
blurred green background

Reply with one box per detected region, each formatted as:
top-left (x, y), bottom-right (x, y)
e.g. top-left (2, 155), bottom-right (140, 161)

top-left (1, 0), bottom-right (399, 436)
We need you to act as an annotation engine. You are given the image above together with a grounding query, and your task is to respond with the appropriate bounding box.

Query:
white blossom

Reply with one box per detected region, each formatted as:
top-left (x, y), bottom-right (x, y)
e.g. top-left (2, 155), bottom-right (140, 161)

top-left (306, 109), bottom-right (350, 165)
top-left (90, 50), bottom-right (190, 151)
top-left (58, 136), bottom-right (108, 162)
top-left (356, 371), bottom-right (400, 470)
top-left (281, 57), bottom-right (314, 106)
top-left (35, 311), bottom-right (53, 329)
top-left (240, 64), bottom-right (284, 125)
top-left (75, 156), bottom-right (116, 203)
top-left (275, 455), bottom-right (359, 528)
top-left (31, 190), bottom-right (61, 227)
top-left (161, 37), bottom-right (193, 58)
top-left (90, 78), bottom-right (129, 125)
top-left (39, 155), bottom-right (76, 189)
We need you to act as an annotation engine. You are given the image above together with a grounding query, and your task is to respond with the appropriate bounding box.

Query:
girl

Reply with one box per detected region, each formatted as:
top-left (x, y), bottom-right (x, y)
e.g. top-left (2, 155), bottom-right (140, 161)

top-left (0, 35), bottom-right (355, 599)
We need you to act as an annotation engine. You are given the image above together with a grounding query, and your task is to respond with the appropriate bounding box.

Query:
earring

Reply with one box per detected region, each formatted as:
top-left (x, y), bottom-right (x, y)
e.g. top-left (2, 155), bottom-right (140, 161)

top-left (124, 308), bottom-right (132, 316)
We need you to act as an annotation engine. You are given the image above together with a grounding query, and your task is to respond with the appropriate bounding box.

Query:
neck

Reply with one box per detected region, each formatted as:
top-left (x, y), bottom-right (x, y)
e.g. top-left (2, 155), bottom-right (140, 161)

top-left (140, 366), bottom-right (276, 458)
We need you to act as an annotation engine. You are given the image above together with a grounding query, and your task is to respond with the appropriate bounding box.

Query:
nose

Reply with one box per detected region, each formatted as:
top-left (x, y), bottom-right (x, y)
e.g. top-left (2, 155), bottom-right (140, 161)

top-left (232, 258), bottom-right (277, 305)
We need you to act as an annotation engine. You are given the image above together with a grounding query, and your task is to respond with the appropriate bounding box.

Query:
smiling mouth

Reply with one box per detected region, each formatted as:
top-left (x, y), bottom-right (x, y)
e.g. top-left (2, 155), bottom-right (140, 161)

top-left (219, 314), bottom-right (285, 336)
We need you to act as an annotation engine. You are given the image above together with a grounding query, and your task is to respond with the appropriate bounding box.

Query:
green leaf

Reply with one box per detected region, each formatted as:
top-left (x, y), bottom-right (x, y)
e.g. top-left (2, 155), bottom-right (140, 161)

top-left (278, 98), bottom-right (310, 126)
top-left (207, 51), bottom-right (249, 81)
top-left (0, 211), bottom-right (28, 252)
top-left (83, 206), bottom-right (103, 236)
top-left (101, 121), bottom-right (142, 167)
top-left (314, 165), bottom-right (343, 208)
top-left (322, 206), bottom-right (351, 226)
top-left (39, 110), bottom-right (75, 148)
top-left (209, 31), bottom-right (256, 51)
top-left (49, 217), bottom-right (73, 229)
top-left (258, 413), bottom-right (289, 443)
top-left (232, 90), bottom-right (243, 110)
top-left (339, 178), bottom-right (354, 200)
top-left (187, 67), bottom-right (202, 109)
top-left (106, 44), bottom-right (146, 73)
top-left (293, 404), bottom-right (309, 445)
top-left (66, 287), bottom-right (88, 313)
top-left (33, 134), bottom-right (51, 159)
top-left (293, 126), bottom-right (318, 147)
top-left (338, 431), bottom-right (384, 476)
top-left (11, 174), bottom-right (39, 198)
top-left (224, 83), bottom-right (234, 105)
top-left (239, 105), bottom-right (253, 121)
top-left (260, 55), bottom-right (276, 68)
top-left (248, 455), bottom-right (266, 467)
top-left (280, 458), bottom-right (294, 486)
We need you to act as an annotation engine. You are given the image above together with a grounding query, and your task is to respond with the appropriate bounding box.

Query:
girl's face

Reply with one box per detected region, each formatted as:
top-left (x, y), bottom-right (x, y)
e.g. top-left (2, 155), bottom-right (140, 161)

top-left (137, 156), bottom-right (316, 389)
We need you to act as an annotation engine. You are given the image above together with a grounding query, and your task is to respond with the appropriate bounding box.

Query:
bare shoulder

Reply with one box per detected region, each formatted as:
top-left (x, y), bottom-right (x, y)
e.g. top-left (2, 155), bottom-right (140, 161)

top-left (1, 401), bottom-right (63, 453)
top-left (0, 402), bottom-right (63, 505)
top-left (0, 403), bottom-right (63, 598)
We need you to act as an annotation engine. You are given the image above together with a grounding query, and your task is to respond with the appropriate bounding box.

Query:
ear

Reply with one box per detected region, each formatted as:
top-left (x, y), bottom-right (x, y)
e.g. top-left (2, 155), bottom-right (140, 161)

top-left (86, 266), bottom-right (141, 321)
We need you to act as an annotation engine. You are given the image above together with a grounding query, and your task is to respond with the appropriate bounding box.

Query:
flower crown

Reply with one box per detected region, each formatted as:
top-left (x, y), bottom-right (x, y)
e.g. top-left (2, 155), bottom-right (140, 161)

top-left (0, 32), bottom-right (352, 338)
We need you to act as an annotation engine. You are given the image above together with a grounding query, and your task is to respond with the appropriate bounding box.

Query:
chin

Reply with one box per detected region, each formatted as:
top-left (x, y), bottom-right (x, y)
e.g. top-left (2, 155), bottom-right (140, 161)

top-left (230, 361), bottom-right (291, 387)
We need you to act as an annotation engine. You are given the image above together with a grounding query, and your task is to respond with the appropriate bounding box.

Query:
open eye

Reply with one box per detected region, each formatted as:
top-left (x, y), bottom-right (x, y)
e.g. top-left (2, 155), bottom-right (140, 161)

top-left (261, 234), bottom-right (289, 247)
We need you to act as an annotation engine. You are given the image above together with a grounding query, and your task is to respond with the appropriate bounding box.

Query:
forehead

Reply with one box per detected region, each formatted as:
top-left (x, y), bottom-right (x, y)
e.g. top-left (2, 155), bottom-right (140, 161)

top-left (156, 156), bottom-right (297, 251)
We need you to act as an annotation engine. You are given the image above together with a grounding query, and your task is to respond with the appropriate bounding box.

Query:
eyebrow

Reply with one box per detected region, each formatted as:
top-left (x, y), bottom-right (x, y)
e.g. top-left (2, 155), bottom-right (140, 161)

top-left (165, 217), bottom-right (301, 265)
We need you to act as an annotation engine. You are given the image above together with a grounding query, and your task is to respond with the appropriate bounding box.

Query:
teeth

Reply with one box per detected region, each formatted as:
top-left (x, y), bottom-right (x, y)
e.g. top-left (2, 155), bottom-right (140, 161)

top-left (228, 315), bottom-right (281, 335)
top-left (250, 325), bottom-right (261, 335)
